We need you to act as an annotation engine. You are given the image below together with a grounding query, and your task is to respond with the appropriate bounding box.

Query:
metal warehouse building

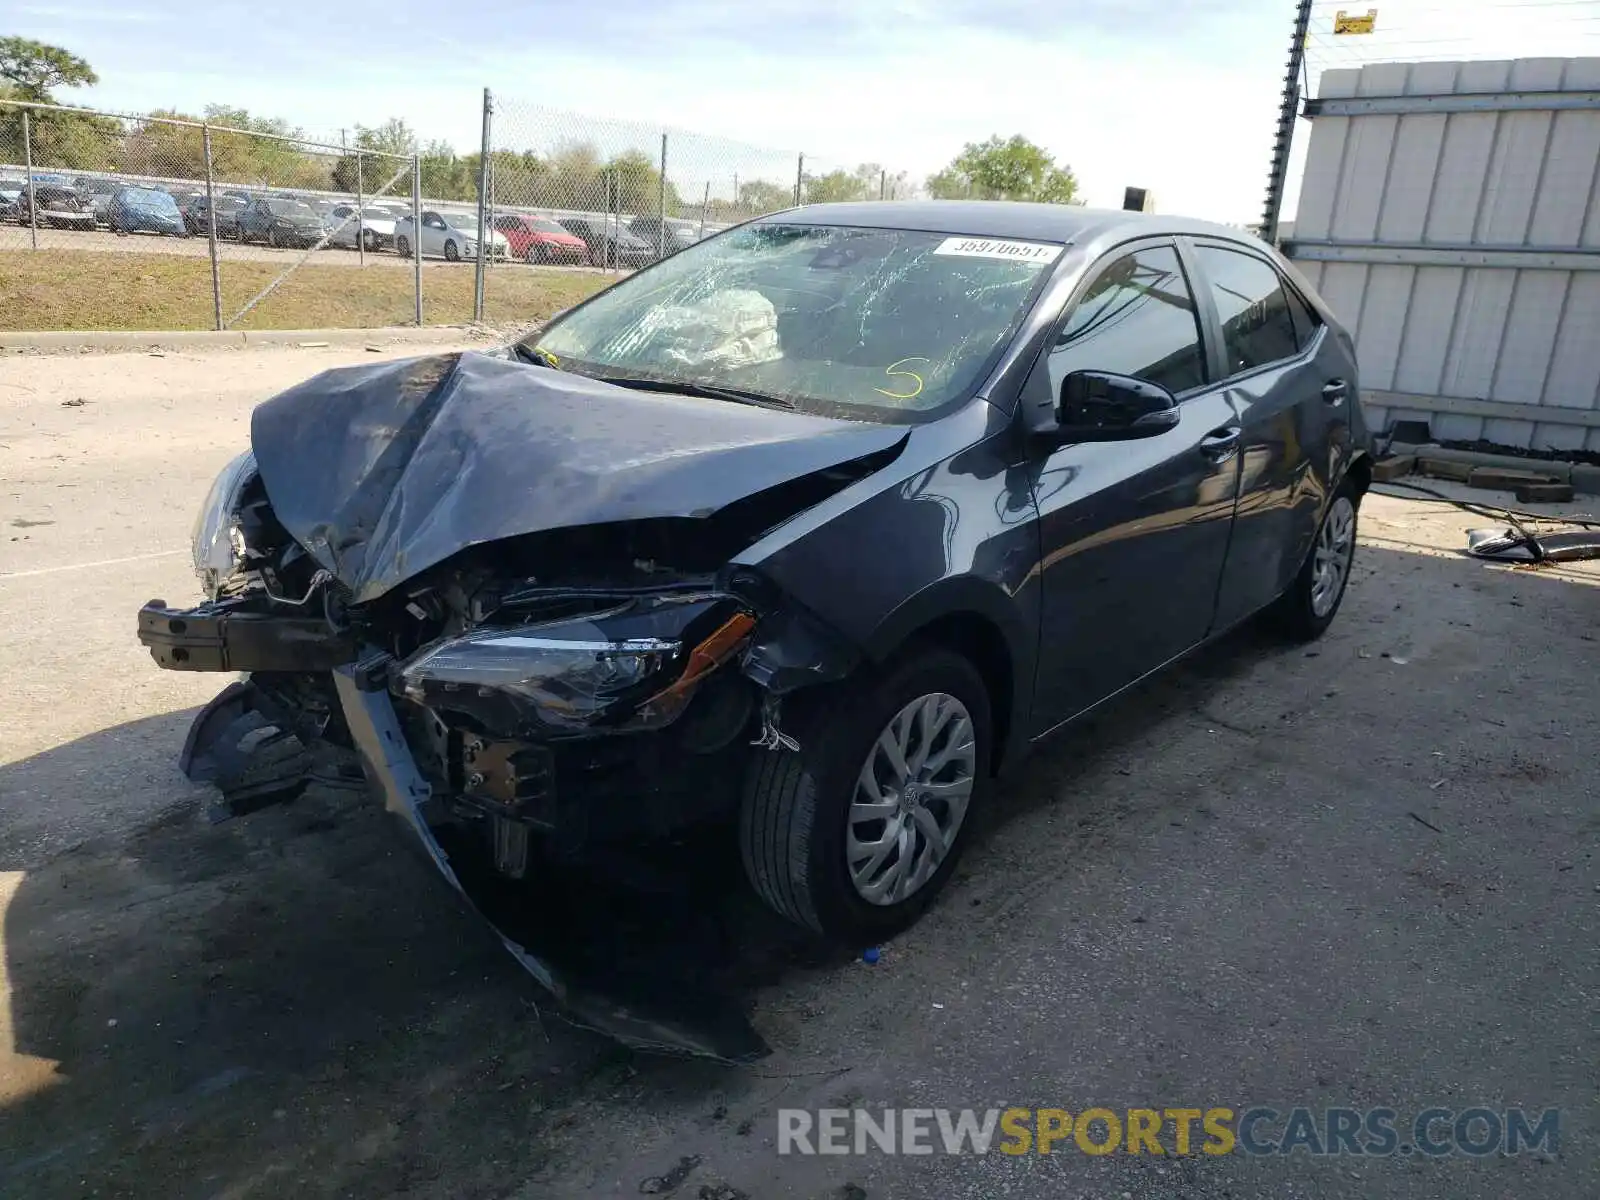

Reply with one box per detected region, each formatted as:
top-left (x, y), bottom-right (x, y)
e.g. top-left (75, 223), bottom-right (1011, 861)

top-left (1285, 57), bottom-right (1600, 454)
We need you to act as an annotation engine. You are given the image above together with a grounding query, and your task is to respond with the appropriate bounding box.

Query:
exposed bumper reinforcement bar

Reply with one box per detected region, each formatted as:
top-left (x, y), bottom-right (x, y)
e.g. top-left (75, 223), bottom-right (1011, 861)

top-left (330, 663), bottom-right (769, 1063)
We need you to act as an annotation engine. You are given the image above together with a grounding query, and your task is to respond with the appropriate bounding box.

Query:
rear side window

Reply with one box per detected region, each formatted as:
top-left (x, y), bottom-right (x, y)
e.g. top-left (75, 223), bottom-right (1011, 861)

top-left (1193, 245), bottom-right (1300, 374)
top-left (1048, 244), bottom-right (1207, 395)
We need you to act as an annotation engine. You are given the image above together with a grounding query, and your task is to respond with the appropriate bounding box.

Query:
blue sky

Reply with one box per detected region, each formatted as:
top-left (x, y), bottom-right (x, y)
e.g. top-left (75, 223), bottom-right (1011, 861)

top-left (17, 0), bottom-right (1593, 222)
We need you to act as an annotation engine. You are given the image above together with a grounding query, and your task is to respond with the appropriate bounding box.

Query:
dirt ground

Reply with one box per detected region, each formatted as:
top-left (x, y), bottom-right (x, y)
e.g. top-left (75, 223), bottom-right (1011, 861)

top-left (1, 345), bottom-right (1596, 1199)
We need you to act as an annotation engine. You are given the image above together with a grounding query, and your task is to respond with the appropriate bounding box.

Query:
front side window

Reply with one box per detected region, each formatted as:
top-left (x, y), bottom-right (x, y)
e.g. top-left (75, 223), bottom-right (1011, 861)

top-left (1193, 245), bottom-right (1300, 375)
top-left (527, 223), bottom-right (1060, 419)
top-left (1047, 244), bottom-right (1206, 395)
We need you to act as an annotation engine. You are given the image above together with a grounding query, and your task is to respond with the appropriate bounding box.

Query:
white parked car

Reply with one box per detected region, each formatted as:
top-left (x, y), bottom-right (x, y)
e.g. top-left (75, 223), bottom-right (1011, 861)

top-left (326, 203), bottom-right (400, 252)
top-left (393, 208), bottom-right (510, 262)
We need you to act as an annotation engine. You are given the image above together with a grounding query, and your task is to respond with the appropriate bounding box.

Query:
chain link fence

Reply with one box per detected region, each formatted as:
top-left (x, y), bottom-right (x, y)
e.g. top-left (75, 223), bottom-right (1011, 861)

top-left (0, 99), bottom-right (424, 332)
top-left (2, 94), bottom-right (912, 334)
top-left (477, 92), bottom-right (912, 324)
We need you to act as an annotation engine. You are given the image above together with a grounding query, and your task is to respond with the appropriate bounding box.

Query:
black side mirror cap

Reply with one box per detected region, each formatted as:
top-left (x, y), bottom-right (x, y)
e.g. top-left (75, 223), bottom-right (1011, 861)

top-left (1051, 370), bottom-right (1180, 441)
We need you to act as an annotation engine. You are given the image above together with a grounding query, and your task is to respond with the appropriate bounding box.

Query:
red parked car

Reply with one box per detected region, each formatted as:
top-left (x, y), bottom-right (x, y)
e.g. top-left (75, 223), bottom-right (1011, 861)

top-left (492, 213), bottom-right (590, 264)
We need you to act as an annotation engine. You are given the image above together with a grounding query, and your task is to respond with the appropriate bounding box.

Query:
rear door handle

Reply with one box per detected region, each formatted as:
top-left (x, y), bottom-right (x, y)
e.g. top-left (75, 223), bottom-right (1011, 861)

top-left (1199, 426), bottom-right (1242, 462)
top-left (1322, 378), bottom-right (1349, 406)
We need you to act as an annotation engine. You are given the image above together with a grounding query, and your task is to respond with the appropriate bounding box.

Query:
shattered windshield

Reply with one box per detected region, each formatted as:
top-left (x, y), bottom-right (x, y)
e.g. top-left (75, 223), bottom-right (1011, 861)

top-left (526, 223), bottom-right (1060, 418)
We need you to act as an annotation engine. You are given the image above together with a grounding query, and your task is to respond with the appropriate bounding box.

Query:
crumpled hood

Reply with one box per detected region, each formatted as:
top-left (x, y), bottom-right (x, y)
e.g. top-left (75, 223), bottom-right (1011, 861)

top-left (250, 351), bottom-right (905, 602)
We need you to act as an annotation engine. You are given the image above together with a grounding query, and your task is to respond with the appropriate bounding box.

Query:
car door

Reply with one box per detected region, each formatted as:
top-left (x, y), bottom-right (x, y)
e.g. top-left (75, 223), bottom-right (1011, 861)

top-left (1026, 239), bottom-right (1243, 733)
top-left (1184, 239), bottom-right (1345, 630)
top-left (419, 211), bottom-right (446, 255)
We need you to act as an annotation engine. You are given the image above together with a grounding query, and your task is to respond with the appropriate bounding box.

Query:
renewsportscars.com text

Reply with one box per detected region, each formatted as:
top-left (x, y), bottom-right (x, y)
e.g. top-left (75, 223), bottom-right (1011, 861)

top-left (777, 1106), bottom-right (1560, 1158)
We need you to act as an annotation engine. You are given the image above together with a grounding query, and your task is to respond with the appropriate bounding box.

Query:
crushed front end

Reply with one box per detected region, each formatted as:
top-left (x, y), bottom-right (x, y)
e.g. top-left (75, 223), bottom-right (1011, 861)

top-left (138, 356), bottom-right (892, 1059)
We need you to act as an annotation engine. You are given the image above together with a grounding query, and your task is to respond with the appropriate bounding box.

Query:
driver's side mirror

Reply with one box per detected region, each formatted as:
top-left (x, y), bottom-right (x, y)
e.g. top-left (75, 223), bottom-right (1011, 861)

top-left (1055, 371), bottom-right (1180, 440)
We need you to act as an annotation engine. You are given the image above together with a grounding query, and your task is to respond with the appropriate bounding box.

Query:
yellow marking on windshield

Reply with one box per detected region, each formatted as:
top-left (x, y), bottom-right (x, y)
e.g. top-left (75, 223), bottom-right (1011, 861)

top-left (874, 357), bottom-right (929, 400)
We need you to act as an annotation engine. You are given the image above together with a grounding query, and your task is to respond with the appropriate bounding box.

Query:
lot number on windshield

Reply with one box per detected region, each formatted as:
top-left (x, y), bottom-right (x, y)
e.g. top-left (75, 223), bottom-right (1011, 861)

top-left (933, 237), bottom-right (1063, 264)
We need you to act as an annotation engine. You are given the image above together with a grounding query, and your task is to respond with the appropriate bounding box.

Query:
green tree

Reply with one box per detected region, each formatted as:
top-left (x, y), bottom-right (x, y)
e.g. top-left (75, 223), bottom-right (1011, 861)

top-left (926, 135), bottom-right (1078, 204)
top-left (332, 118), bottom-right (418, 195)
top-left (0, 37), bottom-right (96, 102)
top-left (0, 39), bottom-right (113, 173)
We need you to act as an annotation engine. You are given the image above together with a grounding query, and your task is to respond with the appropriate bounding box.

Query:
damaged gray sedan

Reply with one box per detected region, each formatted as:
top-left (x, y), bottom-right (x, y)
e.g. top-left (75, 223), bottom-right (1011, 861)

top-left (140, 202), bottom-right (1371, 1056)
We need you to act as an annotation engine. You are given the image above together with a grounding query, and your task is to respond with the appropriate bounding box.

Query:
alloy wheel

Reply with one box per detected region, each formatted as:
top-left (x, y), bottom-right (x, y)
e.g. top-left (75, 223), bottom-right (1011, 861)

top-left (1311, 495), bottom-right (1356, 618)
top-left (847, 692), bottom-right (977, 906)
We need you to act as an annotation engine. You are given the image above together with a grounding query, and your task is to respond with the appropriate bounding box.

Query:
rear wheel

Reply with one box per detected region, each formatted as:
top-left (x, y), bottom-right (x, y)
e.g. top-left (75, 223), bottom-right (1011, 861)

top-left (396, 234), bottom-right (410, 258)
top-left (268, 227), bottom-right (283, 249)
top-left (1269, 481), bottom-right (1360, 640)
top-left (740, 645), bottom-right (990, 942)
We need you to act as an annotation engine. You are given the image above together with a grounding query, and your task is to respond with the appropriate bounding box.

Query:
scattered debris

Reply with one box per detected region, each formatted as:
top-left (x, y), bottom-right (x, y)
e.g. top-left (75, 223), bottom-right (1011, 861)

top-left (296, 341), bottom-right (331, 349)
top-left (698, 1185), bottom-right (750, 1200)
top-left (861, 947), bottom-right (881, 965)
top-left (1515, 481), bottom-right (1575, 504)
top-left (1408, 812), bottom-right (1443, 834)
top-left (1430, 779), bottom-right (1446, 790)
top-left (1467, 465), bottom-right (1558, 492)
top-left (1371, 455), bottom-right (1415, 482)
top-left (61, 397), bottom-right (87, 407)
top-left (640, 1154), bottom-right (701, 1194)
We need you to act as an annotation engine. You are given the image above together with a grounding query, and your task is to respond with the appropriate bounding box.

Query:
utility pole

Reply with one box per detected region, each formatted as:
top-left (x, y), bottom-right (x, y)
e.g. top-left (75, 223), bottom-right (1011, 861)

top-left (1261, 0), bottom-right (1314, 244)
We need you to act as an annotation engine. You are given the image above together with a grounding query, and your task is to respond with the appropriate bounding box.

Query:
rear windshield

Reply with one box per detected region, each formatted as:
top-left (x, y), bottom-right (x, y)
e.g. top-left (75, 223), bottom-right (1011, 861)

top-left (267, 199), bottom-right (317, 216)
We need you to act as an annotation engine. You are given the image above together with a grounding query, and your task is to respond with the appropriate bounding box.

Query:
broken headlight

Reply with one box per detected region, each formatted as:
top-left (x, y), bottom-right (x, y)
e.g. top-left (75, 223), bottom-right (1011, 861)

top-left (191, 450), bottom-right (257, 598)
top-left (398, 629), bottom-right (682, 730)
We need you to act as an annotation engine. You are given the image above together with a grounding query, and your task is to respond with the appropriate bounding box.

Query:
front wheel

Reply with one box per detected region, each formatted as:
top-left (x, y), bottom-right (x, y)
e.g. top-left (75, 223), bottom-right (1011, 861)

top-left (740, 645), bottom-right (990, 942)
top-left (443, 239), bottom-right (459, 262)
top-left (1269, 482), bottom-right (1360, 640)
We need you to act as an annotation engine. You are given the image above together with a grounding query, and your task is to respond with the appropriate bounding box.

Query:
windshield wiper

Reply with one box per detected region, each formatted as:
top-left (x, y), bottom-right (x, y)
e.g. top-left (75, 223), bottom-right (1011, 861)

top-left (512, 342), bottom-right (561, 368)
top-left (592, 374), bottom-right (797, 410)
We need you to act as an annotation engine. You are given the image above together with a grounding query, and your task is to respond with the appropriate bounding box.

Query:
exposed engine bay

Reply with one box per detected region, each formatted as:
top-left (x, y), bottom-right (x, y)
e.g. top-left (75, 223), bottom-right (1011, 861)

top-left (138, 351), bottom-right (907, 1061)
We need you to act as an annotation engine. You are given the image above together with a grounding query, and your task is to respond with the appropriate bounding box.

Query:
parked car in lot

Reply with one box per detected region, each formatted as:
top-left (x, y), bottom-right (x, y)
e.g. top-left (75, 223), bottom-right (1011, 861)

top-left (73, 176), bottom-right (119, 226)
top-left (0, 182), bottom-right (21, 221)
top-left (491, 212), bottom-right (589, 264)
top-left (236, 196), bottom-right (326, 248)
top-left (325, 203), bottom-right (399, 251)
top-left (109, 186), bottom-right (188, 237)
top-left (627, 215), bottom-right (698, 257)
top-left (558, 216), bottom-right (654, 267)
top-left (138, 201), bottom-right (1370, 1059)
top-left (15, 184), bottom-right (95, 229)
top-left (182, 194), bottom-right (247, 239)
top-left (392, 208), bottom-right (510, 261)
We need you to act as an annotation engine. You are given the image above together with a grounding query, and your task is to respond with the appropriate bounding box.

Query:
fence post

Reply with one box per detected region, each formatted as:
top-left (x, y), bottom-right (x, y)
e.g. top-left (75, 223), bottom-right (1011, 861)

top-left (795, 153), bottom-right (804, 206)
top-left (202, 124), bottom-right (223, 331)
top-left (412, 153), bottom-right (423, 326)
top-left (658, 132), bottom-right (668, 259)
top-left (699, 181), bottom-right (709, 239)
top-left (880, 169), bottom-right (887, 201)
top-left (1262, 0), bottom-right (1314, 243)
top-left (355, 149), bottom-right (365, 267)
top-left (474, 87), bottom-right (492, 322)
top-left (22, 109), bottom-right (38, 250)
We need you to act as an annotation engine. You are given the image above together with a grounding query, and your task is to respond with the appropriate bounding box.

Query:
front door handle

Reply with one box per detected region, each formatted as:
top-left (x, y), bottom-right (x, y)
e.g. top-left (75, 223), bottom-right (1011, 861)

top-left (1199, 426), bottom-right (1242, 462)
top-left (1322, 378), bottom-right (1349, 406)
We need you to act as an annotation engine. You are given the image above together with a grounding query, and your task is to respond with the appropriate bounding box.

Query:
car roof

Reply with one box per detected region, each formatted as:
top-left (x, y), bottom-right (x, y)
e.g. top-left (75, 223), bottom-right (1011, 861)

top-left (753, 200), bottom-right (1256, 248)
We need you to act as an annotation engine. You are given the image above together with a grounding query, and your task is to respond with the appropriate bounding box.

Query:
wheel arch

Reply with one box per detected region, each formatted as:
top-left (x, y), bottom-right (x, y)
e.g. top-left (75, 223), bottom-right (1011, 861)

top-left (861, 577), bottom-right (1031, 778)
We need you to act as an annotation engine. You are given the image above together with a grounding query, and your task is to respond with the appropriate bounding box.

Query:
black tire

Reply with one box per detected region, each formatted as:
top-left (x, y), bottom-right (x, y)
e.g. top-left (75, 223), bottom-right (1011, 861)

top-left (527, 243), bottom-right (546, 265)
top-left (740, 644), bottom-right (991, 942)
top-left (444, 239), bottom-right (459, 262)
top-left (396, 235), bottom-right (410, 258)
top-left (1268, 477), bottom-right (1361, 641)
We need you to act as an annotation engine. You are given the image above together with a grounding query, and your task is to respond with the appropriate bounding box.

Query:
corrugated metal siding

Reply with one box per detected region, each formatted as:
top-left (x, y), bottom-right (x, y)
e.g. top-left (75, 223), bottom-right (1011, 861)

top-left (1288, 58), bottom-right (1600, 452)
